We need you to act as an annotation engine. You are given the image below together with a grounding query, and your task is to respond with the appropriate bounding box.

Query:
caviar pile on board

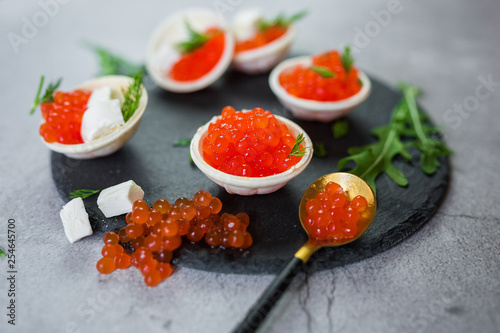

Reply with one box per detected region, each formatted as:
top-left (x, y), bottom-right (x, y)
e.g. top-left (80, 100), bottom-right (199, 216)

top-left (170, 28), bottom-right (225, 82)
top-left (39, 90), bottom-right (91, 144)
top-left (235, 26), bottom-right (286, 53)
top-left (96, 190), bottom-right (252, 287)
top-left (304, 181), bottom-right (368, 242)
top-left (279, 50), bottom-right (362, 101)
top-left (202, 106), bottom-right (304, 177)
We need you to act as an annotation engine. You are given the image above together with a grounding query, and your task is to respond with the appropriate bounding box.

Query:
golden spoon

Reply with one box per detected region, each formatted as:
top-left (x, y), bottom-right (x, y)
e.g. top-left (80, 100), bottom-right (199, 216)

top-left (233, 172), bottom-right (377, 333)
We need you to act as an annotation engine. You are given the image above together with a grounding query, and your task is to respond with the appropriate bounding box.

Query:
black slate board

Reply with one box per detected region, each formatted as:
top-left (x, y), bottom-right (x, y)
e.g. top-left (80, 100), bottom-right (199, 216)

top-left (51, 71), bottom-right (449, 274)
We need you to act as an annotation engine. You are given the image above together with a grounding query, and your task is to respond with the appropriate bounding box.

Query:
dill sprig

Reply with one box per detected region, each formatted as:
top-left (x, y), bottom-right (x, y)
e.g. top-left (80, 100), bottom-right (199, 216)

top-left (121, 71), bottom-right (143, 122)
top-left (309, 66), bottom-right (336, 78)
top-left (287, 133), bottom-right (308, 158)
top-left (341, 45), bottom-right (354, 73)
top-left (173, 138), bottom-right (192, 147)
top-left (86, 43), bottom-right (145, 77)
top-left (69, 189), bottom-right (100, 199)
top-left (176, 21), bottom-right (210, 54)
top-left (258, 10), bottom-right (308, 31)
top-left (30, 76), bottom-right (62, 114)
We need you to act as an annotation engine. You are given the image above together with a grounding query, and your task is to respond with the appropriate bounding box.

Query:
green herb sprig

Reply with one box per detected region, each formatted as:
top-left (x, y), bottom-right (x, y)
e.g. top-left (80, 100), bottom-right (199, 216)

top-left (121, 71), bottom-right (144, 122)
top-left (338, 83), bottom-right (453, 194)
top-left (341, 46), bottom-right (354, 73)
top-left (287, 133), bottom-right (308, 158)
top-left (173, 138), bottom-right (192, 147)
top-left (313, 142), bottom-right (328, 158)
top-left (0, 247), bottom-right (5, 257)
top-left (30, 76), bottom-right (62, 114)
top-left (332, 119), bottom-right (349, 139)
top-left (70, 189), bottom-right (101, 199)
top-left (258, 10), bottom-right (308, 31)
top-left (310, 66), bottom-right (336, 79)
top-left (176, 21), bottom-right (210, 54)
top-left (87, 43), bottom-right (145, 77)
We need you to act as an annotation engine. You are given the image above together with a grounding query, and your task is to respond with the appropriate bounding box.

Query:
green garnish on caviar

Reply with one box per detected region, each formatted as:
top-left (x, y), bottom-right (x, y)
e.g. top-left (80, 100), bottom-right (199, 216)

top-left (30, 76), bottom-right (62, 114)
top-left (288, 133), bottom-right (308, 158)
top-left (70, 189), bottom-right (101, 199)
top-left (176, 21), bottom-right (210, 54)
top-left (310, 66), bottom-right (336, 79)
top-left (258, 10), bottom-right (308, 31)
top-left (341, 46), bottom-right (354, 73)
top-left (338, 83), bottom-right (453, 193)
top-left (121, 71), bottom-right (144, 122)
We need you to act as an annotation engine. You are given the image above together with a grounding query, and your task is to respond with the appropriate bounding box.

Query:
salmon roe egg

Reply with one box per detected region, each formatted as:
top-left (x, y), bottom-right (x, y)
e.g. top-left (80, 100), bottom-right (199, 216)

top-left (303, 182), bottom-right (369, 243)
top-left (235, 26), bottom-right (287, 53)
top-left (39, 90), bottom-right (91, 144)
top-left (202, 107), bottom-right (304, 177)
top-left (169, 28), bottom-right (225, 82)
top-left (96, 190), bottom-right (253, 287)
top-left (279, 50), bottom-right (362, 101)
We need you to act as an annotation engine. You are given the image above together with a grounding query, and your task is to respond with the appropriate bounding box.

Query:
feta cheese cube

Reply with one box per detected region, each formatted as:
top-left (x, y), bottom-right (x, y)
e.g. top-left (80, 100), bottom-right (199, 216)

top-left (87, 86), bottom-right (112, 107)
top-left (60, 197), bottom-right (93, 243)
top-left (81, 99), bottom-right (124, 142)
top-left (232, 9), bottom-right (262, 41)
top-left (97, 180), bottom-right (144, 218)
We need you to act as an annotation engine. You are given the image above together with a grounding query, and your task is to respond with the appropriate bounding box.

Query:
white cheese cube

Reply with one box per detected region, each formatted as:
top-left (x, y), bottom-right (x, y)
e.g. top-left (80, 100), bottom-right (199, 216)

top-left (97, 180), bottom-right (144, 218)
top-left (81, 99), bottom-right (124, 142)
top-left (232, 9), bottom-right (262, 41)
top-left (155, 43), bottom-right (181, 72)
top-left (87, 86), bottom-right (112, 107)
top-left (60, 197), bottom-right (93, 243)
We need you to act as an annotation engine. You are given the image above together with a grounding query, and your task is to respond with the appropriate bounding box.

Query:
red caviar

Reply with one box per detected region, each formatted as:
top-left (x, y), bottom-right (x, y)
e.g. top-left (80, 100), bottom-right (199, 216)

top-left (304, 182), bottom-right (368, 242)
top-left (169, 28), bottom-right (226, 82)
top-left (39, 90), bottom-right (91, 144)
top-left (202, 107), bottom-right (303, 177)
top-left (279, 50), bottom-right (362, 102)
top-left (96, 190), bottom-right (253, 287)
top-left (235, 26), bottom-right (287, 53)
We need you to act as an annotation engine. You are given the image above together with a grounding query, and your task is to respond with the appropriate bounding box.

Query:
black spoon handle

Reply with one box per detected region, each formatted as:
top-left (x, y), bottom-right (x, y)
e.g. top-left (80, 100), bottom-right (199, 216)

top-left (232, 256), bottom-right (304, 333)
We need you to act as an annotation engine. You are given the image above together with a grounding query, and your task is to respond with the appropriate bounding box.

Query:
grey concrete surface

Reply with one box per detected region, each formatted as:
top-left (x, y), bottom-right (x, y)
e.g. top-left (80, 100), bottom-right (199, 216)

top-left (1, 0), bottom-right (499, 332)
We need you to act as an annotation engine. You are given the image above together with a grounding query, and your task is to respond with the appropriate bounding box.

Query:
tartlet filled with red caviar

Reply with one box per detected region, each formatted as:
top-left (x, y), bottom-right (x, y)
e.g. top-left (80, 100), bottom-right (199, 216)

top-left (269, 47), bottom-right (371, 122)
top-left (231, 9), bottom-right (306, 74)
top-left (190, 106), bottom-right (313, 195)
top-left (147, 8), bottom-right (234, 93)
top-left (31, 75), bottom-right (148, 159)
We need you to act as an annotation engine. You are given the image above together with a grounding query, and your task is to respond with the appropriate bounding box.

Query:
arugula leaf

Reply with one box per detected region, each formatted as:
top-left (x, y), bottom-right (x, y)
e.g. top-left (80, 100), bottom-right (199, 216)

top-left (338, 83), bottom-right (452, 194)
top-left (313, 142), bottom-right (328, 158)
top-left (332, 119), bottom-right (349, 139)
top-left (121, 71), bottom-right (144, 122)
top-left (173, 138), bottom-right (192, 147)
top-left (258, 10), bottom-right (308, 31)
top-left (287, 133), bottom-right (308, 158)
top-left (341, 45), bottom-right (354, 73)
top-left (399, 83), bottom-right (454, 174)
top-left (70, 189), bottom-right (100, 199)
top-left (86, 43), bottom-right (145, 77)
top-left (310, 66), bottom-right (336, 78)
top-left (30, 76), bottom-right (62, 114)
top-left (176, 21), bottom-right (210, 54)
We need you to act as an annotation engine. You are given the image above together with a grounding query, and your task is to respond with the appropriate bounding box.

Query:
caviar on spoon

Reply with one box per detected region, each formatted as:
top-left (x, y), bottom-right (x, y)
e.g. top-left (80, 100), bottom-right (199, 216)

top-left (232, 172), bottom-right (376, 333)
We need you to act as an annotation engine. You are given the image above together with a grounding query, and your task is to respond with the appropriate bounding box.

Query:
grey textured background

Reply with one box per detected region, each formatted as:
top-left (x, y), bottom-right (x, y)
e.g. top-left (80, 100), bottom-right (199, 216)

top-left (1, 0), bottom-right (499, 332)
